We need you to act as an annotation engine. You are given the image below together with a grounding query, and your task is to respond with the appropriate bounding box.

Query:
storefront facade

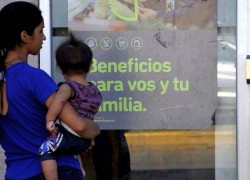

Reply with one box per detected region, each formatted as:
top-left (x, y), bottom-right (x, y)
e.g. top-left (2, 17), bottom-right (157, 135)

top-left (0, 0), bottom-right (249, 179)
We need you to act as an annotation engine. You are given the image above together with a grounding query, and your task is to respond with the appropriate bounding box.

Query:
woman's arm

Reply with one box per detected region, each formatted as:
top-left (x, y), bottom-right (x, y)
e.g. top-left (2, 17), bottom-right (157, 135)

top-left (45, 92), bottom-right (100, 139)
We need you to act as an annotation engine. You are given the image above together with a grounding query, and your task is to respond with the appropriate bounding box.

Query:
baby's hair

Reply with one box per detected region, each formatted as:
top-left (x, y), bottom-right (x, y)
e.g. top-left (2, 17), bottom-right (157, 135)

top-left (56, 33), bottom-right (93, 75)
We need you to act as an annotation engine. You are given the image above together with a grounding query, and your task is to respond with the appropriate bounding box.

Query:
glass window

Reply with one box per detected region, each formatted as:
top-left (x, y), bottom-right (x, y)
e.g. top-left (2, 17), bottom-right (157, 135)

top-left (50, 0), bottom-right (237, 179)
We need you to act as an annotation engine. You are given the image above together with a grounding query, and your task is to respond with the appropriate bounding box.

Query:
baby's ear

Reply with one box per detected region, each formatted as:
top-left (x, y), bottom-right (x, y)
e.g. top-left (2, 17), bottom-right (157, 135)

top-left (88, 64), bottom-right (92, 73)
top-left (56, 66), bottom-right (63, 74)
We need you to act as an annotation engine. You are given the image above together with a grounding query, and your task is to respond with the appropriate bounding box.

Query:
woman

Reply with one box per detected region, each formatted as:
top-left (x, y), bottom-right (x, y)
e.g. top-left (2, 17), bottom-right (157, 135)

top-left (0, 1), bottom-right (100, 179)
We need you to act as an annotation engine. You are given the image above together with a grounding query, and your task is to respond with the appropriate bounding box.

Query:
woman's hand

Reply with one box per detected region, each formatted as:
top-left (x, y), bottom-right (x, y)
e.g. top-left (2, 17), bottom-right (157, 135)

top-left (58, 102), bottom-right (100, 139)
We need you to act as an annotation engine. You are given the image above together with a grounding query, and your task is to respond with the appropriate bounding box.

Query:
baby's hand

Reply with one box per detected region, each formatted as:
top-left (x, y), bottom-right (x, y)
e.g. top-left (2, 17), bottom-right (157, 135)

top-left (46, 121), bottom-right (57, 134)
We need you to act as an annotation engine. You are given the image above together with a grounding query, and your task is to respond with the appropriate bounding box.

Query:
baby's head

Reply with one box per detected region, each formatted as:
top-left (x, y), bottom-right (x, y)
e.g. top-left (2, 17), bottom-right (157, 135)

top-left (55, 33), bottom-right (93, 75)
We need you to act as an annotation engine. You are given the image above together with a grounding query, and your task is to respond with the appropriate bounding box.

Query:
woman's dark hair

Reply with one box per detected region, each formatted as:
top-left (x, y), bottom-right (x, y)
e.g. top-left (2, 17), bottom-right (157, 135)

top-left (56, 33), bottom-right (93, 75)
top-left (0, 1), bottom-right (43, 71)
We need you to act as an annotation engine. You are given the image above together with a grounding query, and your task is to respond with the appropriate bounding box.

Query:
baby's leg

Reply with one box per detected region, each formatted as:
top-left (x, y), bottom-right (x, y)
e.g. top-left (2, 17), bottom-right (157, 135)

top-left (41, 159), bottom-right (58, 180)
top-left (38, 133), bottom-right (60, 180)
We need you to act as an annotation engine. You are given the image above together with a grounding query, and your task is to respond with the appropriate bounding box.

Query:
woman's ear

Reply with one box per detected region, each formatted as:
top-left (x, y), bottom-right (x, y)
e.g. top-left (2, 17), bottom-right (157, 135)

top-left (20, 31), bottom-right (30, 43)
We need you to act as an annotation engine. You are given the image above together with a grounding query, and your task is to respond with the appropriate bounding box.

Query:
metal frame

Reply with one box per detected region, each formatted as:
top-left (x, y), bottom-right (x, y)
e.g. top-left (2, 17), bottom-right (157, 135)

top-left (39, 0), bottom-right (51, 74)
top-left (237, 0), bottom-right (250, 179)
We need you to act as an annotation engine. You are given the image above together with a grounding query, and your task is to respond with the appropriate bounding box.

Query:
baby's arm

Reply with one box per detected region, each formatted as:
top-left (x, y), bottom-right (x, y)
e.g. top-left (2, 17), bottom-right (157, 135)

top-left (46, 83), bottom-right (72, 133)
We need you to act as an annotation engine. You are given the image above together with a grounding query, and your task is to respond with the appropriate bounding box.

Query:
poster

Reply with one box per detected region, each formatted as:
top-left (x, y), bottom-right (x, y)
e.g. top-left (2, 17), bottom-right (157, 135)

top-left (68, 0), bottom-right (217, 129)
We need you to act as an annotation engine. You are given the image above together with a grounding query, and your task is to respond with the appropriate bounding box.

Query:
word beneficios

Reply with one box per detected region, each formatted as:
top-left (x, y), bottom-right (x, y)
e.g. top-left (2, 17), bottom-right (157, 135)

top-left (91, 57), bottom-right (171, 73)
